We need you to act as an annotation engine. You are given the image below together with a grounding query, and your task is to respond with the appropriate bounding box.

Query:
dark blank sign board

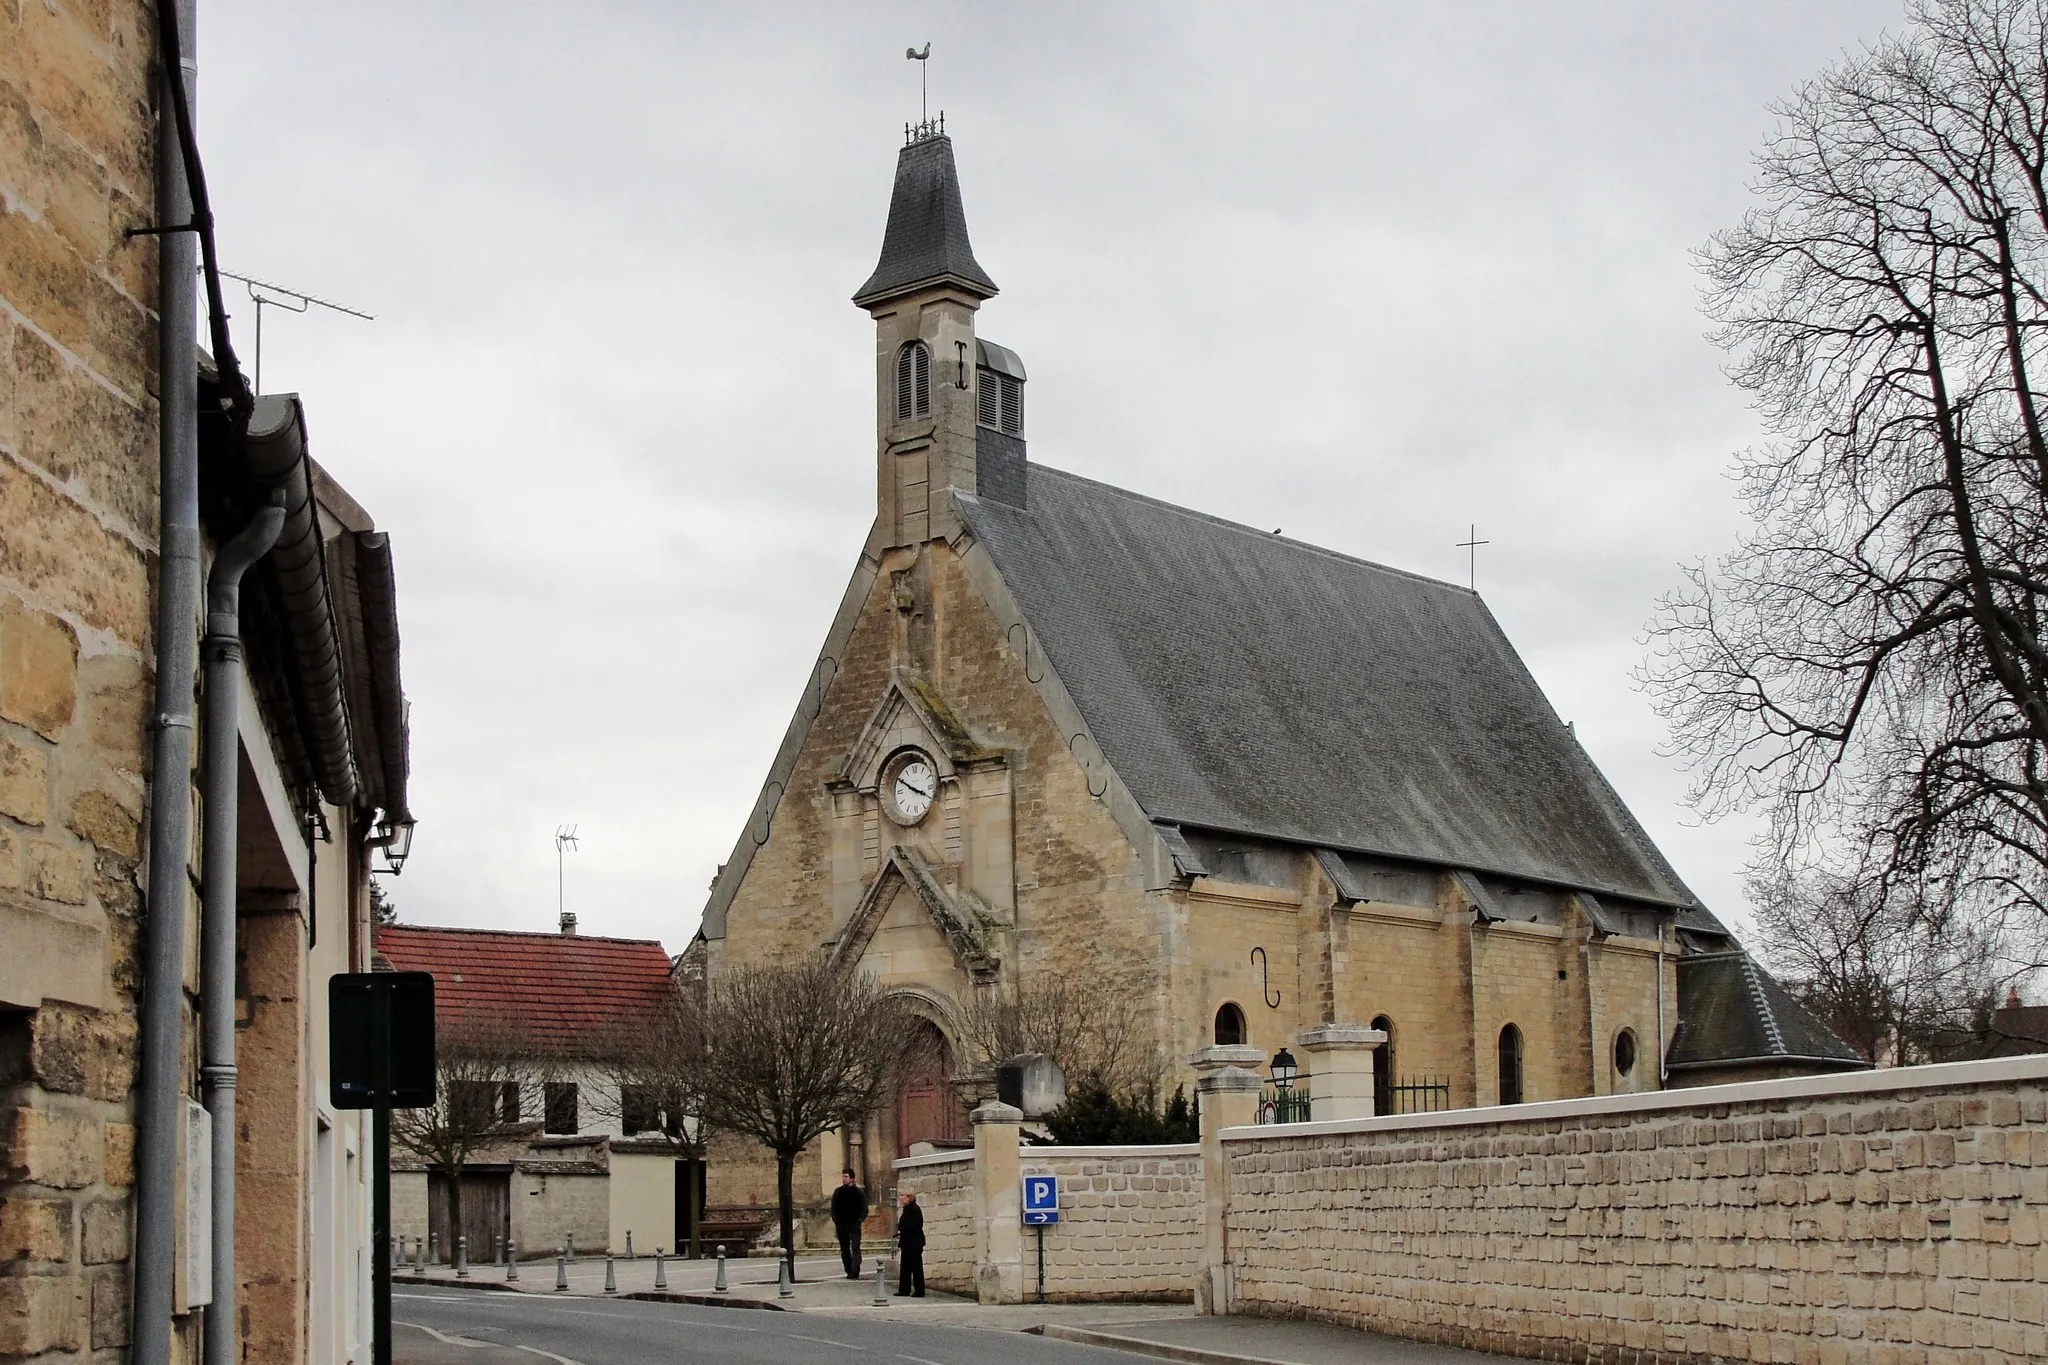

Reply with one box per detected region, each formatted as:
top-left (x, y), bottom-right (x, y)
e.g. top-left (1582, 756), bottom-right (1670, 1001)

top-left (329, 971), bottom-right (437, 1109)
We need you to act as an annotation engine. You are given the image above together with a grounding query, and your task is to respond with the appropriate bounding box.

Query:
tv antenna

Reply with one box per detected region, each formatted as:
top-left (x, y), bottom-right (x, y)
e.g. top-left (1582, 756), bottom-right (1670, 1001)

top-left (554, 825), bottom-right (579, 934)
top-left (217, 269), bottom-right (373, 395)
top-left (1457, 524), bottom-right (1491, 591)
top-left (907, 43), bottom-right (931, 124)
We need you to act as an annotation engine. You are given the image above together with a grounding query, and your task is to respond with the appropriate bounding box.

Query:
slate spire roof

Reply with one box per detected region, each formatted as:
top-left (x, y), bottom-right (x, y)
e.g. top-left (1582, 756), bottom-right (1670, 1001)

top-left (853, 130), bottom-right (998, 308)
top-left (955, 466), bottom-right (1701, 908)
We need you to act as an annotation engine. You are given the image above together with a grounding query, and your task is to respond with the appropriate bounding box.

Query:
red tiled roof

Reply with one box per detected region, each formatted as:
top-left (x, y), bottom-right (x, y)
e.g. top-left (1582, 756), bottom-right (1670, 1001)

top-left (374, 924), bottom-right (676, 1056)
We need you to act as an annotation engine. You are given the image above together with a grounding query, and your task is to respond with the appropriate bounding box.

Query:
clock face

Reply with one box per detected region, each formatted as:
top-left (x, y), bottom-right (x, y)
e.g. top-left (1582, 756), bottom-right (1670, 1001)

top-left (886, 753), bottom-right (937, 825)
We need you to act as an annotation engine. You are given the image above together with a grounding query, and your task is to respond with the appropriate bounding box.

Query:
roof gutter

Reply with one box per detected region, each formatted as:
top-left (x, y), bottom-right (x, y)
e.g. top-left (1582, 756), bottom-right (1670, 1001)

top-left (242, 394), bottom-right (359, 806)
top-left (353, 531), bottom-right (411, 824)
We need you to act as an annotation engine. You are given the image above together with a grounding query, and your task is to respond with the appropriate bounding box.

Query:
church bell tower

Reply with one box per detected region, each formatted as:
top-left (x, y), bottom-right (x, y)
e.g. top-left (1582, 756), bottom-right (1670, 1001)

top-left (854, 119), bottom-right (999, 553)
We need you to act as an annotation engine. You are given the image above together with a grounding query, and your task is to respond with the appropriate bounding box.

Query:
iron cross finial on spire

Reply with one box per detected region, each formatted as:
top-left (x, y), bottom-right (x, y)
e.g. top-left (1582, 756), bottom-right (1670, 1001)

top-left (907, 43), bottom-right (932, 126)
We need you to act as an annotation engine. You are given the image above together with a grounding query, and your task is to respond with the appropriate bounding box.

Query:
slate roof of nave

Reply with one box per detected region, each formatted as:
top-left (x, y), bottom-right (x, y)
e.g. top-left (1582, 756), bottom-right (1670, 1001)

top-left (955, 463), bottom-right (1699, 909)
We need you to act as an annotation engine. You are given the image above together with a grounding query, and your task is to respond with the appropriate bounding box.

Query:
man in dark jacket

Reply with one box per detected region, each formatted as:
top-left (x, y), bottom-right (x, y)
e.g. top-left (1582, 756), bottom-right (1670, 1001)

top-left (830, 1169), bottom-right (868, 1280)
top-left (895, 1189), bottom-right (925, 1297)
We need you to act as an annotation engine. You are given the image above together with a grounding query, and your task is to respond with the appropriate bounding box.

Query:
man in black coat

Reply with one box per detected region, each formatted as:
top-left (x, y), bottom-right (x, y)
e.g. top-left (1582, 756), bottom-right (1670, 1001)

top-left (830, 1169), bottom-right (868, 1280)
top-left (895, 1189), bottom-right (925, 1297)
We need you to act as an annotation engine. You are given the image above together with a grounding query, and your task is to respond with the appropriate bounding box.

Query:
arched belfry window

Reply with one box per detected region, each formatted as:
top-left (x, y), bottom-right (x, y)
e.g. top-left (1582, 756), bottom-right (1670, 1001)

top-left (1497, 1023), bottom-right (1524, 1106)
top-left (1213, 1002), bottom-right (1246, 1047)
top-left (896, 341), bottom-right (931, 421)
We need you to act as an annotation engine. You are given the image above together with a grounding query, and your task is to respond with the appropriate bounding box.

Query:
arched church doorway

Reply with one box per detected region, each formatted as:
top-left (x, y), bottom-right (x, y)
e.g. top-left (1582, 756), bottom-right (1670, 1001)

top-left (895, 1019), bottom-right (967, 1157)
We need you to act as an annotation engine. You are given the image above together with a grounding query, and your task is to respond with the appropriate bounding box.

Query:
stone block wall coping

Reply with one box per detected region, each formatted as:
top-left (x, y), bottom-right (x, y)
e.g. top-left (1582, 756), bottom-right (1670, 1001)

top-left (893, 1148), bottom-right (977, 1170)
top-left (1016, 1144), bottom-right (1201, 1160)
top-left (1298, 1025), bottom-right (1386, 1051)
top-left (1219, 1050), bottom-right (2048, 1143)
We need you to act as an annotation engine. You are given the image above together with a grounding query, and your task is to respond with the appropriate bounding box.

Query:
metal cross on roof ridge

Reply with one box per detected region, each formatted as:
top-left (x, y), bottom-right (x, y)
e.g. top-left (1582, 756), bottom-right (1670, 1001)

top-left (1457, 524), bottom-right (1491, 591)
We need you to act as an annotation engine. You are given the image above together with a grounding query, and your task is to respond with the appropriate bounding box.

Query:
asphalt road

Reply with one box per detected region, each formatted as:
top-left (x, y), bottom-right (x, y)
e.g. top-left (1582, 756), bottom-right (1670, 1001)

top-left (392, 1289), bottom-right (1161, 1365)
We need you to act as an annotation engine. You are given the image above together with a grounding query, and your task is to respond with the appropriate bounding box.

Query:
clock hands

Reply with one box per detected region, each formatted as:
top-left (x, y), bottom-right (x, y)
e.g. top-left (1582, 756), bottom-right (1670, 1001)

top-left (899, 768), bottom-right (936, 799)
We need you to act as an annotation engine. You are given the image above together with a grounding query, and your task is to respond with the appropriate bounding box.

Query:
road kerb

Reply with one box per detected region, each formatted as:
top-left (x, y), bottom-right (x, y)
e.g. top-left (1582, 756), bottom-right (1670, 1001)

top-left (1035, 1323), bottom-right (1304, 1365)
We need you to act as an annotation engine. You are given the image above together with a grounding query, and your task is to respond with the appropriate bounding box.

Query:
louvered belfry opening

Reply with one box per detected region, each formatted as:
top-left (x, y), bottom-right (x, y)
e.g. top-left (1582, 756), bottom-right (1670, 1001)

top-left (896, 340), bottom-right (931, 420)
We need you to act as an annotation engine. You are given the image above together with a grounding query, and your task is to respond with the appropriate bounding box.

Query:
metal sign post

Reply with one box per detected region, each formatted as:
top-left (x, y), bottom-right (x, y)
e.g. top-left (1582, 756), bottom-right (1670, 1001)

top-left (1021, 1173), bottom-right (1059, 1304)
top-left (331, 972), bottom-right (435, 1365)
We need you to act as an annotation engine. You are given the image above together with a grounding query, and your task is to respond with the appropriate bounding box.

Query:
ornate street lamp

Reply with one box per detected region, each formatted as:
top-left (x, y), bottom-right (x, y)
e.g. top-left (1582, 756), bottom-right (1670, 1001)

top-left (1269, 1047), bottom-right (1299, 1092)
top-left (373, 815), bottom-right (417, 875)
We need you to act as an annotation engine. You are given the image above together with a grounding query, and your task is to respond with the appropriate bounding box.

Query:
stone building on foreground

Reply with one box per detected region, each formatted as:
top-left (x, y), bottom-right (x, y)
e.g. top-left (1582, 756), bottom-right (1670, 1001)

top-left (2, 6), bottom-right (416, 1361)
top-left (692, 121), bottom-right (1862, 1212)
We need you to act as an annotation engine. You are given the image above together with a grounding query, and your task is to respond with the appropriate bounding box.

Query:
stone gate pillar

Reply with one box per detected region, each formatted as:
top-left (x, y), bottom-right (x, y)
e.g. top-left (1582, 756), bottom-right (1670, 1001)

top-left (970, 1099), bottom-right (1023, 1304)
top-left (1194, 1064), bottom-right (1262, 1316)
top-left (1298, 1024), bottom-right (1387, 1122)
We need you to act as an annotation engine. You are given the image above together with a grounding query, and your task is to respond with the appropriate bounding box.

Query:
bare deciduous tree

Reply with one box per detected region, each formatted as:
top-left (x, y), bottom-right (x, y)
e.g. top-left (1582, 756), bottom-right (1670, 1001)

top-left (693, 962), bottom-right (917, 1275)
top-left (1644, 0), bottom-right (2048, 925)
top-left (391, 1006), bottom-right (553, 1256)
top-left (956, 974), bottom-right (1159, 1101)
top-left (1751, 861), bottom-right (2019, 1063)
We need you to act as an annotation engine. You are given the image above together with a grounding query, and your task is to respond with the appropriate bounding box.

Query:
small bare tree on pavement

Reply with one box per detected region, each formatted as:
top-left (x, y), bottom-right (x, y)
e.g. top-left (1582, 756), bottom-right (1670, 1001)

top-left (1645, 0), bottom-right (2048, 931)
top-left (693, 962), bottom-right (916, 1277)
top-left (391, 1005), bottom-right (550, 1255)
top-left (589, 993), bottom-right (709, 1252)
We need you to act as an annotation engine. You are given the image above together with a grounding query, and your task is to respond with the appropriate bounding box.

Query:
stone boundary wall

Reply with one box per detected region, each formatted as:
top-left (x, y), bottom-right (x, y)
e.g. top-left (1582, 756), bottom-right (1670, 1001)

top-left (895, 1145), bottom-right (1203, 1301)
top-left (1021, 1146), bottom-right (1201, 1302)
top-left (895, 1150), bottom-right (975, 1294)
top-left (1220, 1054), bottom-right (2048, 1364)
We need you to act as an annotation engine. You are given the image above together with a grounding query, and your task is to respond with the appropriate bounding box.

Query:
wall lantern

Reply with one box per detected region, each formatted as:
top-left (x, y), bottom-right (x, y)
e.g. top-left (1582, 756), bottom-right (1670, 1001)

top-left (373, 815), bottom-right (417, 875)
top-left (1269, 1047), bottom-right (1299, 1091)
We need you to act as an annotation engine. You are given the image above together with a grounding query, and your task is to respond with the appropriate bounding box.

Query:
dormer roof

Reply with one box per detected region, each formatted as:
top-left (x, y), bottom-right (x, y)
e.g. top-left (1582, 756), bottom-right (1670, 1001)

top-left (853, 131), bottom-right (998, 309)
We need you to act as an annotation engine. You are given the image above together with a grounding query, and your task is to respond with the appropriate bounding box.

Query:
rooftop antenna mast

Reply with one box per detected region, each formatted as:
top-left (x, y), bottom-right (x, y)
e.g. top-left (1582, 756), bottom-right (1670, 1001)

top-left (907, 43), bottom-right (931, 125)
top-left (218, 269), bottom-right (373, 395)
top-left (554, 825), bottom-right (579, 935)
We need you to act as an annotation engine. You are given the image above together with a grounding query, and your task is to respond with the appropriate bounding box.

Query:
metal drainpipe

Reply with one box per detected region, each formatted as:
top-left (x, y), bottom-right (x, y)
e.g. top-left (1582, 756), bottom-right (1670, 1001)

top-left (134, 2), bottom-right (201, 1361)
top-left (199, 505), bottom-right (284, 1365)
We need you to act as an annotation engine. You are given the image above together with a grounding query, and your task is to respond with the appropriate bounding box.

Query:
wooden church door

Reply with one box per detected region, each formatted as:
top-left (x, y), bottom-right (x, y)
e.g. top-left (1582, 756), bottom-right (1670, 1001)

top-left (895, 1021), bottom-right (965, 1156)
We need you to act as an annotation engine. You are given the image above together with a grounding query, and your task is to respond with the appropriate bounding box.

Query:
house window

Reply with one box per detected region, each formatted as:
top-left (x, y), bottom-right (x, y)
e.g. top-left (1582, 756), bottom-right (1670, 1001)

top-left (448, 1081), bottom-right (498, 1129)
top-left (1370, 1014), bottom-right (1394, 1116)
top-left (1497, 1024), bottom-right (1524, 1105)
top-left (499, 1081), bottom-right (521, 1124)
top-left (621, 1086), bottom-right (660, 1136)
top-left (1213, 1002), bottom-right (1246, 1047)
top-left (896, 341), bottom-right (931, 420)
top-left (544, 1082), bottom-right (579, 1135)
top-left (1613, 1029), bottom-right (1638, 1079)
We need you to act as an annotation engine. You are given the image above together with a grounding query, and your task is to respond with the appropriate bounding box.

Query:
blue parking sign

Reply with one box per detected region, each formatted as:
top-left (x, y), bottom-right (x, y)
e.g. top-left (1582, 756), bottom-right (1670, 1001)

top-left (1022, 1173), bottom-right (1059, 1225)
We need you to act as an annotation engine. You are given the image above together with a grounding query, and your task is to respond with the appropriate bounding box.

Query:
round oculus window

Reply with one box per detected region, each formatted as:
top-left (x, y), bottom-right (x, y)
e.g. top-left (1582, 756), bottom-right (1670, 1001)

top-left (1613, 1029), bottom-right (1638, 1077)
top-left (881, 750), bottom-right (938, 825)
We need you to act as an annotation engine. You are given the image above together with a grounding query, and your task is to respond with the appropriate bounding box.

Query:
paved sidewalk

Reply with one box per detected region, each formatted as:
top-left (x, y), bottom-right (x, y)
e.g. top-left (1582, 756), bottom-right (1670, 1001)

top-left (1040, 1315), bottom-right (1507, 1364)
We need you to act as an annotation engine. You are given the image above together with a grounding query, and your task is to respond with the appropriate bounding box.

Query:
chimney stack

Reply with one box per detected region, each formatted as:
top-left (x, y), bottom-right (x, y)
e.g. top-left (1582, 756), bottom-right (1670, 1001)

top-left (560, 912), bottom-right (578, 937)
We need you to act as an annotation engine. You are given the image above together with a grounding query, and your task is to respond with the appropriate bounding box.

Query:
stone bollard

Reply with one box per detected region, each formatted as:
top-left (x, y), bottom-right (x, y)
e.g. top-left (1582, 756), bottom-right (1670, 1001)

top-left (654, 1248), bottom-right (667, 1291)
top-left (777, 1256), bottom-right (794, 1299)
top-left (456, 1234), bottom-right (469, 1279)
top-left (873, 1257), bottom-right (888, 1306)
top-left (413, 1237), bottom-right (425, 1276)
top-left (507, 1239), bottom-right (520, 1282)
top-left (714, 1246), bottom-right (727, 1293)
top-left (625, 1230), bottom-right (635, 1259)
top-left (565, 1232), bottom-right (576, 1262)
top-left (428, 1231), bottom-right (440, 1266)
top-left (603, 1252), bottom-right (617, 1295)
top-left (554, 1252), bottom-right (568, 1292)
top-left (495, 1233), bottom-right (505, 1266)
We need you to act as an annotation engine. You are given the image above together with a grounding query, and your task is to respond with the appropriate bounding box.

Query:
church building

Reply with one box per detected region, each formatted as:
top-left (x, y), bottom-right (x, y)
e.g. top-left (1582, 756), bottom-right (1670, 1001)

top-left (693, 120), bottom-right (1861, 1208)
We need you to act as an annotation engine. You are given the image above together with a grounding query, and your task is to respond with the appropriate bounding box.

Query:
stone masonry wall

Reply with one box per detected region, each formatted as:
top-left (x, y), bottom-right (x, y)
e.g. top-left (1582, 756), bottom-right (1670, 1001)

top-left (897, 1146), bottom-right (1200, 1302)
top-left (1, 3), bottom-right (159, 1362)
top-left (1022, 1147), bottom-right (1200, 1302)
top-left (894, 1151), bottom-right (974, 1294)
top-left (1222, 1056), bottom-right (2048, 1364)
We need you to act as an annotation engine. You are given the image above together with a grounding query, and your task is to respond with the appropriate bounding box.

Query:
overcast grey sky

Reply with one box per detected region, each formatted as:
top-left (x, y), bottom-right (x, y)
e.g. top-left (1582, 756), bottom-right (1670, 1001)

top-left (199, 1), bottom-right (1904, 954)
